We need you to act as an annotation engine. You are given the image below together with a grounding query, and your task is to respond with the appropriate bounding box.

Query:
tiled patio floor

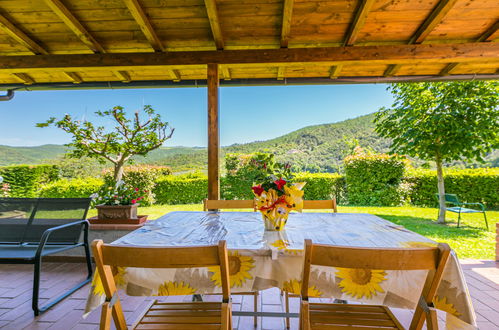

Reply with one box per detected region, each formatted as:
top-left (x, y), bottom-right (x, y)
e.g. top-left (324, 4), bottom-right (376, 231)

top-left (0, 260), bottom-right (498, 329)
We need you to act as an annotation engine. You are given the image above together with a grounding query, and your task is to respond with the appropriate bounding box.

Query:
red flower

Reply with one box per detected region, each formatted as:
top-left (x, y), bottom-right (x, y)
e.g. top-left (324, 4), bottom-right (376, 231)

top-left (134, 187), bottom-right (139, 192)
top-left (274, 178), bottom-right (287, 190)
top-left (252, 185), bottom-right (265, 196)
top-left (131, 199), bottom-right (137, 204)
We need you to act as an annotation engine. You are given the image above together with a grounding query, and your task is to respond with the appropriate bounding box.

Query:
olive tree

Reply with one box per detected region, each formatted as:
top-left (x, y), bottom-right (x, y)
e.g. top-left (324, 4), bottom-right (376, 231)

top-left (37, 105), bottom-right (174, 182)
top-left (374, 81), bottom-right (498, 223)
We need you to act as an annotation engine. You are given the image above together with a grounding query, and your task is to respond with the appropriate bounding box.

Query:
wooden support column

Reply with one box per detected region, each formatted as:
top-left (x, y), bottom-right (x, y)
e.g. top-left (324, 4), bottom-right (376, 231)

top-left (207, 63), bottom-right (220, 201)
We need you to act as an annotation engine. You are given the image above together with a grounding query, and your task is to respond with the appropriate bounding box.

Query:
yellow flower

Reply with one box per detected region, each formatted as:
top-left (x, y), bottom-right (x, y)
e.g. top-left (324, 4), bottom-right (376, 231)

top-left (284, 182), bottom-right (305, 211)
top-left (92, 267), bottom-right (126, 296)
top-left (433, 296), bottom-right (461, 316)
top-left (336, 268), bottom-right (387, 299)
top-left (271, 239), bottom-right (298, 254)
top-left (282, 279), bottom-right (322, 297)
top-left (156, 281), bottom-right (196, 296)
top-left (401, 241), bottom-right (437, 248)
top-left (208, 251), bottom-right (255, 287)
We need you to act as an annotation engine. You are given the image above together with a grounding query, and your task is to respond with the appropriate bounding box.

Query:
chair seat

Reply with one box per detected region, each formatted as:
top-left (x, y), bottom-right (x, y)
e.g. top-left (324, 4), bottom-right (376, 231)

top-left (446, 207), bottom-right (482, 214)
top-left (0, 244), bottom-right (78, 260)
top-left (134, 301), bottom-right (228, 330)
top-left (308, 303), bottom-right (404, 329)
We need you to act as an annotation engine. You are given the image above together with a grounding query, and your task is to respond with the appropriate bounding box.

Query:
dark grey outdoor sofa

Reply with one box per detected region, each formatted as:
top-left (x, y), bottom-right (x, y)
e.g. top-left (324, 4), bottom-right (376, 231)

top-left (0, 198), bottom-right (93, 315)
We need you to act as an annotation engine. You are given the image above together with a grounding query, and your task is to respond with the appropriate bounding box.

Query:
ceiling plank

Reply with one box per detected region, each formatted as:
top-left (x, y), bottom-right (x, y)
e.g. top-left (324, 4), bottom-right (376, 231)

top-left (0, 14), bottom-right (48, 55)
top-left (277, 66), bottom-right (285, 80)
top-left (439, 20), bottom-right (499, 75)
top-left (12, 73), bottom-right (35, 85)
top-left (280, 0), bottom-right (294, 48)
top-left (204, 0), bottom-right (224, 50)
top-left (0, 43), bottom-right (497, 73)
top-left (43, 0), bottom-right (105, 53)
top-left (169, 69), bottom-right (181, 82)
top-left (123, 0), bottom-right (164, 52)
top-left (409, 0), bottom-right (459, 45)
top-left (343, 0), bottom-right (376, 46)
top-left (113, 70), bottom-right (131, 82)
top-left (329, 65), bottom-right (343, 79)
top-left (63, 71), bottom-right (83, 83)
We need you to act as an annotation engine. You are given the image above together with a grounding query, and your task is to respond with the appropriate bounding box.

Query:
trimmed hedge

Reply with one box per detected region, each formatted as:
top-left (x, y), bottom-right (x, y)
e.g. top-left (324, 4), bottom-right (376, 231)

top-left (405, 168), bottom-right (499, 208)
top-left (293, 172), bottom-right (346, 203)
top-left (0, 164), bottom-right (59, 197)
top-left (38, 177), bottom-right (104, 198)
top-left (154, 173), bottom-right (208, 204)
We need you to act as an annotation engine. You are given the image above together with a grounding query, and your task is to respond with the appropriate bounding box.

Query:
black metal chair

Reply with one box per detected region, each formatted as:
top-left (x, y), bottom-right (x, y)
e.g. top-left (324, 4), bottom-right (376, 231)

top-left (0, 198), bottom-right (93, 315)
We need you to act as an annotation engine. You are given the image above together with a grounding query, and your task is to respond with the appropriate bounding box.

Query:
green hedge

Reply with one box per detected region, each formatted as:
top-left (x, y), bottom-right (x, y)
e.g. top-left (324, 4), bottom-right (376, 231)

top-left (38, 177), bottom-right (104, 198)
top-left (154, 173), bottom-right (208, 204)
top-left (0, 164), bottom-right (59, 197)
top-left (344, 153), bottom-right (407, 206)
top-left (405, 168), bottom-right (499, 208)
top-left (293, 172), bottom-right (346, 203)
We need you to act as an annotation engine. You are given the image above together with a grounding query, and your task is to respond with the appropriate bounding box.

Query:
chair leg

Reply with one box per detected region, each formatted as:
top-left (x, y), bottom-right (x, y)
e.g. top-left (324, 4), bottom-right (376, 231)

top-left (285, 291), bottom-right (290, 329)
top-left (457, 211), bottom-right (461, 228)
top-left (32, 256), bottom-right (42, 316)
top-left (483, 212), bottom-right (489, 230)
top-left (253, 292), bottom-right (258, 327)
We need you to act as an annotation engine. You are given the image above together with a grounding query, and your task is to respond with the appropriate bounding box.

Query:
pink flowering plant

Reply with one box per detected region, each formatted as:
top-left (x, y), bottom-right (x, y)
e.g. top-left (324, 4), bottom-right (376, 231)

top-left (1, 183), bottom-right (10, 197)
top-left (91, 180), bottom-right (145, 206)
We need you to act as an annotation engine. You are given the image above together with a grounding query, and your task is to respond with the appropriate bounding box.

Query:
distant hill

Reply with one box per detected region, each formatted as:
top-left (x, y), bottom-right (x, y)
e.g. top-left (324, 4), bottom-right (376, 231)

top-left (1, 113), bottom-right (497, 172)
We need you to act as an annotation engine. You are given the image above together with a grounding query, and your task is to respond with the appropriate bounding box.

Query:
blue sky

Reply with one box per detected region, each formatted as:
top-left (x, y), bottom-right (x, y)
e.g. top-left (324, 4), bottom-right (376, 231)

top-left (0, 84), bottom-right (393, 147)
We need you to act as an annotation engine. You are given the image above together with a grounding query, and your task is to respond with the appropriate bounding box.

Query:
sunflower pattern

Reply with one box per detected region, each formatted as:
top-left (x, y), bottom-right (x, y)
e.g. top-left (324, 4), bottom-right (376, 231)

top-left (336, 268), bottom-right (387, 299)
top-left (282, 279), bottom-right (322, 297)
top-left (271, 239), bottom-right (298, 254)
top-left (92, 267), bottom-right (126, 296)
top-left (156, 281), bottom-right (196, 296)
top-left (433, 296), bottom-right (461, 317)
top-left (208, 251), bottom-right (255, 288)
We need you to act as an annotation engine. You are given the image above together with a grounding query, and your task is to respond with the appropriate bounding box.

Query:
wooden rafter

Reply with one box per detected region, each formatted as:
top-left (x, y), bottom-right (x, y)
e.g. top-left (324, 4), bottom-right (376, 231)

top-left (0, 14), bottom-right (48, 55)
top-left (168, 69), bottom-right (181, 82)
top-left (43, 0), bottom-right (105, 53)
top-left (12, 73), bottom-right (35, 85)
top-left (329, 65), bottom-right (343, 79)
top-left (0, 43), bottom-right (497, 73)
top-left (113, 70), bottom-right (131, 82)
top-left (277, 66), bottom-right (285, 80)
top-left (123, 0), bottom-right (164, 52)
top-left (63, 71), bottom-right (83, 83)
top-left (439, 20), bottom-right (499, 76)
top-left (384, 0), bottom-right (458, 76)
top-left (204, 0), bottom-right (224, 50)
top-left (280, 0), bottom-right (294, 48)
top-left (221, 66), bottom-right (231, 80)
top-left (343, 0), bottom-right (376, 46)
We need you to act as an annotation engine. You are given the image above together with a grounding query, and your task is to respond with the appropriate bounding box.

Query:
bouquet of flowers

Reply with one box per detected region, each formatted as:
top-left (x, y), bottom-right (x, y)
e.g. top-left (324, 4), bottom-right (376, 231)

top-left (91, 180), bottom-right (145, 206)
top-left (251, 159), bottom-right (305, 231)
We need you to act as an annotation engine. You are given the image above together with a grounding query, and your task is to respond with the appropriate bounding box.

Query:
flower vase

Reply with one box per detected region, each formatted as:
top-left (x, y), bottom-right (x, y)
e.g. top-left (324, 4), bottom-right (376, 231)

top-left (261, 210), bottom-right (289, 231)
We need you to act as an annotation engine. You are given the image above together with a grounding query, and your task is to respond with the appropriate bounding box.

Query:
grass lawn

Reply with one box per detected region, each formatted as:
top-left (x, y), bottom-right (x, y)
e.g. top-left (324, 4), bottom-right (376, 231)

top-left (88, 204), bottom-right (498, 260)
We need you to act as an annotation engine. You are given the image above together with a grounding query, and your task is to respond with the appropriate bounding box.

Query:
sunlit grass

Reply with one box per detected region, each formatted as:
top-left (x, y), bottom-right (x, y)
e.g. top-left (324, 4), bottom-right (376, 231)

top-left (88, 204), bottom-right (497, 260)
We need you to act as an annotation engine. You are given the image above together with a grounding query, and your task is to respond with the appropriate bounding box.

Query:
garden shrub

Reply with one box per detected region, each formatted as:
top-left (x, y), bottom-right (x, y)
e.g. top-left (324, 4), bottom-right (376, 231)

top-left (38, 177), bottom-right (104, 198)
top-left (344, 153), bottom-right (407, 206)
top-left (103, 165), bottom-right (172, 205)
top-left (293, 172), bottom-right (346, 203)
top-left (0, 164), bottom-right (59, 197)
top-left (154, 173), bottom-right (208, 204)
top-left (405, 168), bottom-right (499, 208)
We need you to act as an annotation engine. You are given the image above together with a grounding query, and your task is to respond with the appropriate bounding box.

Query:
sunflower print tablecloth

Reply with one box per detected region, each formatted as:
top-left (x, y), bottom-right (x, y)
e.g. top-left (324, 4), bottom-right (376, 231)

top-left (84, 211), bottom-right (476, 329)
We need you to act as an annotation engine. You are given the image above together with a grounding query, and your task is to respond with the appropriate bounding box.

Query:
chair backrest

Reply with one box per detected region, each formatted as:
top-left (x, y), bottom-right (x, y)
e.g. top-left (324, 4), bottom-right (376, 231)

top-left (436, 193), bottom-right (460, 205)
top-left (92, 239), bottom-right (231, 302)
top-left (0, 198), bottom-right (38, 243)
top-left (203, 199), bottom-right (256, 211)
top-left (303, 199), bottom-right (337, 213)
top-left (301, 239), bottom-right (450, 329)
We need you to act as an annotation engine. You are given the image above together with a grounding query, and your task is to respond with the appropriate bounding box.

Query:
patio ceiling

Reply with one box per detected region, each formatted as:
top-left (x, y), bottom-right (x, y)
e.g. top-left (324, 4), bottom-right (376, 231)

top-left (0, 0), bottom-right (498, 89)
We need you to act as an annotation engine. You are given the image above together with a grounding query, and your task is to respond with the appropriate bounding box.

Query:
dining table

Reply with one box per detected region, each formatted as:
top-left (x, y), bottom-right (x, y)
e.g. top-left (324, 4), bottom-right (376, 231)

top-left (84, 211), bottom-right (477, 329)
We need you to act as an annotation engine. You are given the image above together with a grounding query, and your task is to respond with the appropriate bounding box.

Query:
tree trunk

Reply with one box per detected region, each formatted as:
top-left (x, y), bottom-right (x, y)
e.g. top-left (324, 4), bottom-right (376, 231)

top-left (114, 161), bottom-right (125, 183)
top-left (436, 153), bottom-right (446, 224)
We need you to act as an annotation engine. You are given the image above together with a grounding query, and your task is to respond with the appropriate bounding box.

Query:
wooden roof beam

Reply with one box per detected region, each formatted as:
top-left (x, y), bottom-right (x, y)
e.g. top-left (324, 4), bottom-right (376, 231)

top-left (168, 69), bottom-right (181, 82)
top-left (113, 70), bottom-right (131, 82)
top-left (43, 0), bottom-right (105, 53)
top-left (12, 73), bottom-right (35, 85)
top-left (221, 66), bottom-right (231, 80)
top-left (204, 0), bottom-right (224, 50)
top-left (439, 20), bottom-right (499, 76)
top-left (63, 71), bottom-right (83, 83)
top-left (0, 14), bottom-right (48, 55)
top-left (280, 0), bottom-right (294, 48)
top-left (329, 65), bottom-right (343, 79)
top-left (343, 0), bottom-right (376, 46)
top-left (0, 43), bottom-right (497, 72)
top-left (123, 0), bottom-right (164, 52)
top-left (277, 66), bottom-right (285, 80)
top-left (385, 0), bottom-right (458, 76)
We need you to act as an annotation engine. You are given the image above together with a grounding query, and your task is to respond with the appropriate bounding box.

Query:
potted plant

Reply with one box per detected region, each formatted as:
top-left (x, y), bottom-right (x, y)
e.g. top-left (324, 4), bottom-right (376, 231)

top-left (90, 180), bottom-right (148, 224)
top-left (251, 159), bottom-right (305, 231)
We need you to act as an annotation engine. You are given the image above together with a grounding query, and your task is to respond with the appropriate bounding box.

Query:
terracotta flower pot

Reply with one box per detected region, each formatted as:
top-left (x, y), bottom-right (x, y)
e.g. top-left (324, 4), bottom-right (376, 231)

top-left (96, 204), bottom-right (138, 220)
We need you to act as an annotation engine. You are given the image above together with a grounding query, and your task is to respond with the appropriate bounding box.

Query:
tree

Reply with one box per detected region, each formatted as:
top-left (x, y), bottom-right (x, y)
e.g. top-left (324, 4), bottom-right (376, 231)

top-left (374, 81), bottom-right (498, 224)
top-left (37, 105), bottom-right (174, 182)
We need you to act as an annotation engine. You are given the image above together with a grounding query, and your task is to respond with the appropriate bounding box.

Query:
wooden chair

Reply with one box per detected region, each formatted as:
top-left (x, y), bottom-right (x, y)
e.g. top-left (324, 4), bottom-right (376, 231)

top-left (203, 198), bottom-right (259, 326)
top-left (299, 239), bottom-right (451, 330)
top-left (92, 239), bottom-right (232, 330)
top-left (284, 198), bottom-right (337, 328)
